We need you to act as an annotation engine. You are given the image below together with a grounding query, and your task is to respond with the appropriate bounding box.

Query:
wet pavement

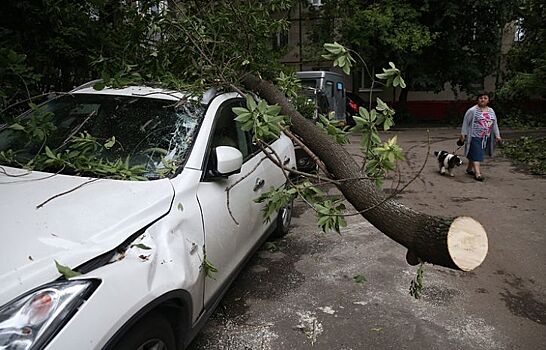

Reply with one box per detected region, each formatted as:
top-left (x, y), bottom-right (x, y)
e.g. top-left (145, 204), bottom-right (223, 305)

top-left (188, 127), bottom-right (546, 350)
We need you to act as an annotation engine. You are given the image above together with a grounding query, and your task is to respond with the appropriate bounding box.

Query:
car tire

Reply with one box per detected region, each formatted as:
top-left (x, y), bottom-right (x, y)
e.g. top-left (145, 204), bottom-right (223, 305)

top-left (114, 312), bottom-right (176, 350)
top-left (295, 147), bottom-right (318, 173)
top-left (272, 198), bottom-right (293, 238)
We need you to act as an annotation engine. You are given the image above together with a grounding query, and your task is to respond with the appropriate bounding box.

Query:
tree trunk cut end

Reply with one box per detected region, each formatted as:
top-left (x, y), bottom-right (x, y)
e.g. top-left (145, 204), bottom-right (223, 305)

top-left (447, 216), bottom-right (488, 271)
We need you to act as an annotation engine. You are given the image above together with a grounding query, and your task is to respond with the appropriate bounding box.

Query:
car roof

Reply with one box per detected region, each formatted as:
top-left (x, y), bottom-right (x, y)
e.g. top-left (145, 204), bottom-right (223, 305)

top-left (71, 85), bottom-right (185, 102)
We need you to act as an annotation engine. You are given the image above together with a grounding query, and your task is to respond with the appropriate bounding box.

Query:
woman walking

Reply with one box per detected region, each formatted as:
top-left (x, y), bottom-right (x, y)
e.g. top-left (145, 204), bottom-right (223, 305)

top-left (459, 93), bottom-right (502, 181)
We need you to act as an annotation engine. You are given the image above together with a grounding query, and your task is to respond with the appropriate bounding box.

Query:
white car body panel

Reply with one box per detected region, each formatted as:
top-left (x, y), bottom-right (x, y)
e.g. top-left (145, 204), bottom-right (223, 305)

top-left (43, 168), bottom-right (206, 349)
top-left (0, 167), bottom-right (174, 304)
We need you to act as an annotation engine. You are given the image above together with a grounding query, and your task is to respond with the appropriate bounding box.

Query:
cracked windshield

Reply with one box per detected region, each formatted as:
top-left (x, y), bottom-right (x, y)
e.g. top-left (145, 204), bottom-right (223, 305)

top-left (0, 94), bottom-right (204, 180)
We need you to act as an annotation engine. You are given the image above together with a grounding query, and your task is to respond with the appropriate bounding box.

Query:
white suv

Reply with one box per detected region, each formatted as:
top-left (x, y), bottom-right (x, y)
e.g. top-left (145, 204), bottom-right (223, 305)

top-left (0, 85), bottom-right (295, 349)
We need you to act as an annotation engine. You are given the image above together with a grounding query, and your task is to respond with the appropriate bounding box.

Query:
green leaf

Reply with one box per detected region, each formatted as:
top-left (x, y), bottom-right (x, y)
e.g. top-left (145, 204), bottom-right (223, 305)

top-left (45, 146), bottom-right (56, 159)
top-left (324, 42), bottom-right (343, 54)
top-left (104, 136), bottom-right (116, 149)
top-left (265, 104), bottom-right (282, 116)
top-left (342, 63), bottom-right (351, 75)
top-left (376, 98), bottom-right (389, 111)
top-left (383, 117), bottom-right (394, 131)
top-left (263, 242), bottom-right (278, 252)
top-left (202, 255), bottom-right (218, 279)
top-left (8, 123), bottom-right (25, 131)
top-left (93, 82), bottom-right (106, 91)
top-left (232, 107), bottom-right (249, 115)
top-left (246, 95), bottom-right (257, 111)
top-left (55, 260), bottom-right (82, 279)
top-left (234, 112), bottom-right (252, 122)
top-left (132, 243), bottom-right (152, 250)
top-left (353, 274), bottom-right (367, 284)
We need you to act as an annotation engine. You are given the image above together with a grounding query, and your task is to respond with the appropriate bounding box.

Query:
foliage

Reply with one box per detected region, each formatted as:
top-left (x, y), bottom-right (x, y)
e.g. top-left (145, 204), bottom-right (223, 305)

top-left (255, 180), bottom-right (347, 234)
top-left (322, 42), bottom-right (355, 75)
top-left (501, 136), bottom-right (546, 175)
top-left (202, 254), bottom-right (218, 279)
top-left (409, 262), bottom-right (425, 299)
top-left (0, 49), bottom-right (41, 115)
top-left (317, 115), bottom-right (349, 144)
top-left (500, 0), bottom-right (546, 98)
top-left (276, 71), bottom-right (302, 99)
top-left (353, 274), bottom-right (367, 284)
top-left (233, 95), bottom-right (288, 142)
top-left (255, 185), bottom-right (298, 223)
top-left (309, 0), bottom-right (518, 99)
top-left (55, 260), bottom-right (82, 279)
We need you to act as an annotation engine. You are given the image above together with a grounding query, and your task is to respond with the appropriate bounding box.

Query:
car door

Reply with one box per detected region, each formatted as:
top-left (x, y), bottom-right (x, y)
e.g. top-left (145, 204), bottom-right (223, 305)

top-left (196, 98), bottom-right (268, 304)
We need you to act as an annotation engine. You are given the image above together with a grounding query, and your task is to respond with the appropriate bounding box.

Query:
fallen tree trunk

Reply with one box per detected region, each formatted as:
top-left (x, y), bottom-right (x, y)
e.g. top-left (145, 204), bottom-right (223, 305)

top-left (243, 74), bottom-right (488, 271)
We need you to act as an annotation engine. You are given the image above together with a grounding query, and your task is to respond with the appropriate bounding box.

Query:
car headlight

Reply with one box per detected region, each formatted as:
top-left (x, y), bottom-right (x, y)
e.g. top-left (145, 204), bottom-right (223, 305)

top-left (0, 279), bottom-right (98, 350)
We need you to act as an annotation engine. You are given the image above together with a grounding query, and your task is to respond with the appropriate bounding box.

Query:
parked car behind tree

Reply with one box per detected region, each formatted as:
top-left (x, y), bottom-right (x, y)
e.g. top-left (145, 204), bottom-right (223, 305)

top-left (345, 91), bottom-right (366, 126)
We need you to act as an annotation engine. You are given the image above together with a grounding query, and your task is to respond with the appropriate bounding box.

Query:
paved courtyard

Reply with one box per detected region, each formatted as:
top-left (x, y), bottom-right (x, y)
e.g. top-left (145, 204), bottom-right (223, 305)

top-left (189, 127), bottom-right (546, 350)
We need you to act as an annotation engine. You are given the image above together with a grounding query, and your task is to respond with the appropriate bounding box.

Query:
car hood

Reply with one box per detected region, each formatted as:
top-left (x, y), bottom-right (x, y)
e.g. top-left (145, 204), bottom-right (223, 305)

top-left (0, 167), bottom-right (174, 303)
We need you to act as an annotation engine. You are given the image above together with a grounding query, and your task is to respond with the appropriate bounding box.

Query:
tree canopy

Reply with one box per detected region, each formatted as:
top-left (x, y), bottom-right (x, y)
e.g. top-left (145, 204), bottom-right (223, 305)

top-left (306, 0), bottom-right (519, 99)
top-left (501, 0), bottom-right (546, 98)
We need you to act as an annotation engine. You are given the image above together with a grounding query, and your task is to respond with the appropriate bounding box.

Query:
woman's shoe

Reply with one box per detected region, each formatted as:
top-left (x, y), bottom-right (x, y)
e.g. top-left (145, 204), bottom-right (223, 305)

top-left (466, 169), bottom-right (475, 176)
top-left (474, 175), bottom-right (484, 181)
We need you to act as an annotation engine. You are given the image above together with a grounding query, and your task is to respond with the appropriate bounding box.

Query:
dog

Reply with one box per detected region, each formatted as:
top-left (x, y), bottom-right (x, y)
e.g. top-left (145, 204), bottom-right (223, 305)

top-left (434, 150), bottom-right (463, 177)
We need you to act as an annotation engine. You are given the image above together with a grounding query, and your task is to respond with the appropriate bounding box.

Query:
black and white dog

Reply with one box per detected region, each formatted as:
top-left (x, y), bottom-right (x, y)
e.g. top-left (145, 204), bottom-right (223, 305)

top-left (434, 150), bottom-right (463, 177)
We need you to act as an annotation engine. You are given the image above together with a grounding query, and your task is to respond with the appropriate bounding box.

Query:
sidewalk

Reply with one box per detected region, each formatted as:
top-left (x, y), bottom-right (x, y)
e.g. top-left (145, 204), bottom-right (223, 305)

top-left (189, 127), bottom-right (546, 350)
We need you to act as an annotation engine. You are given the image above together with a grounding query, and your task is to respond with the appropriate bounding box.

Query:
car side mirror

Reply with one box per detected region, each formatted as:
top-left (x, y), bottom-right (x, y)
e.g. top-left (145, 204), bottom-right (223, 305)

top-left (210, 146), bottom-right (243, 178)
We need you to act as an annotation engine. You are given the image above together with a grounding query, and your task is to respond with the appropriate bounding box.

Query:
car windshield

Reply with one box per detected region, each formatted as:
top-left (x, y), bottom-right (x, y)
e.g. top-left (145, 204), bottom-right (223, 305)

top-left (0, 93), bottom-right (204, 180)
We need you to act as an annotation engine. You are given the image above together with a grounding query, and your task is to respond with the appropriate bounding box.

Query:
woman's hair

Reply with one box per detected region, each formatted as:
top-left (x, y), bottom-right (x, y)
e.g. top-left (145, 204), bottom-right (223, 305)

top-left (477, 93), bottom-right (489, 100)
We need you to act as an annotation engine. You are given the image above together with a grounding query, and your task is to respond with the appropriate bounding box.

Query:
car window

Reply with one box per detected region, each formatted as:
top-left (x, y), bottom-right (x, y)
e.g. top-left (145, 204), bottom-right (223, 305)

top-left (300, 79), bottom-right (317, 89)
top-left (325, 81), bottom-right (334, 97)
top-left (210, 99), bottom-right (254, 161)
top-left (0, 93), bottom-right (205, 180)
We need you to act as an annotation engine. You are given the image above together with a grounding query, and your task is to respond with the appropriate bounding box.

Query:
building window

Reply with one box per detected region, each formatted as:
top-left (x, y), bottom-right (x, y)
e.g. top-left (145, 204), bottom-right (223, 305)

top-left (273, 30), bottom-right (289, 50)
top-left (514, 18), bottom-right (524, 42)
top-left (353, 68), bottom-right (382, 92)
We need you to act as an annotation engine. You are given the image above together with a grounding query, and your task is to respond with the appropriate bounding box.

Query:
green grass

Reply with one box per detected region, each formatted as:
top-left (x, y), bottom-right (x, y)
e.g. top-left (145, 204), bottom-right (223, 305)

top-left (501, 136), bottom-right (546, 176)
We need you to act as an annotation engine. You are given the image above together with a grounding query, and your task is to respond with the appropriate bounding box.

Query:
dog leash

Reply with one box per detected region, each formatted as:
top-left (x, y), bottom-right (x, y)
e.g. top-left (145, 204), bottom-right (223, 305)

top-left (452, 144), bottom-right (463, 156)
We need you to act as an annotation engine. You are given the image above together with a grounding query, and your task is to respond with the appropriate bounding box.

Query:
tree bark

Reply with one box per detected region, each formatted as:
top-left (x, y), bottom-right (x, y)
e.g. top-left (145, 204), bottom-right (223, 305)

top-left (242, 74), bottom-right (488, 271)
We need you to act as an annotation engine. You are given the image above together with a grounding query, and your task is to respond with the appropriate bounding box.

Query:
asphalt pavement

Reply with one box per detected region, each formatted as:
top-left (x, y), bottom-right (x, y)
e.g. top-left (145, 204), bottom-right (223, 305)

top-left (188, 127), bottom-right (546, 350)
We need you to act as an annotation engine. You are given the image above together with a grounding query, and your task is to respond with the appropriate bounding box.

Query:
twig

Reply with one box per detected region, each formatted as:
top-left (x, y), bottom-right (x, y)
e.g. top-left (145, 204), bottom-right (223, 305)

top-left (0, 166), bottom-right (65, 184)
top-left (36, 178), bottom-right (100, 209)
top-left (0, 92), bottom-right (68, 117)
top-left (0, 166), bottom-right (32, 178)
top-left (224, 156), bottom-right (268, 225)
top-left (281, 126), bottom-right (330, 176)
top-left (341, 130), bottom-right (431, 217)
top-left (56, 112), bottom-right (95, 151)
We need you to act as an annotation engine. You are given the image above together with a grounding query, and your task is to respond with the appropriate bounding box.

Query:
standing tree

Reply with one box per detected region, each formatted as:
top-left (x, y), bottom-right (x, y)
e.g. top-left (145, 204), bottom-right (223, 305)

top-left (501, 0), bottom-right (546, 98)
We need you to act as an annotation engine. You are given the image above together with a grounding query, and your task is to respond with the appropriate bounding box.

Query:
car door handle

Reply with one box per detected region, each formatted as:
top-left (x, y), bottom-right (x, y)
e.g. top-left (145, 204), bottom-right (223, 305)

top-left (253, 178), bottom-right (265, 191)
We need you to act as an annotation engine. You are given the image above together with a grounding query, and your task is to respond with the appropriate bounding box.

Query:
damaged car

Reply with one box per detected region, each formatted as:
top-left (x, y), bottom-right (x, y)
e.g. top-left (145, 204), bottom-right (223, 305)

top-left (0, 83), bottom-right (295, 349)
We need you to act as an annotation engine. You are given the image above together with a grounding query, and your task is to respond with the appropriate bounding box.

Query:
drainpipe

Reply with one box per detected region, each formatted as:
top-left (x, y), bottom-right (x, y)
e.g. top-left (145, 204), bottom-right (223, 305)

top-left (299, 1), bottom-right (303, 71)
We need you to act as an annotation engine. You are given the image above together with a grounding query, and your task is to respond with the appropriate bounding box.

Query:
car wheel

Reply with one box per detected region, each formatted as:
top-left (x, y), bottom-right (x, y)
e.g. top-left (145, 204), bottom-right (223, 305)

top-left (272, 198), bottom-right (293, 238)
top-left (115, 313), bottom-right (176, 350)
top-left (295, 147), bottom-right (318, 173)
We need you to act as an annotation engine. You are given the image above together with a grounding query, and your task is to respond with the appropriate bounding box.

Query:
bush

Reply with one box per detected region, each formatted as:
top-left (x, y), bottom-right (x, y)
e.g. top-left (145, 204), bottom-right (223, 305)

top-left (501, 136), bottom-right (546, 175)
